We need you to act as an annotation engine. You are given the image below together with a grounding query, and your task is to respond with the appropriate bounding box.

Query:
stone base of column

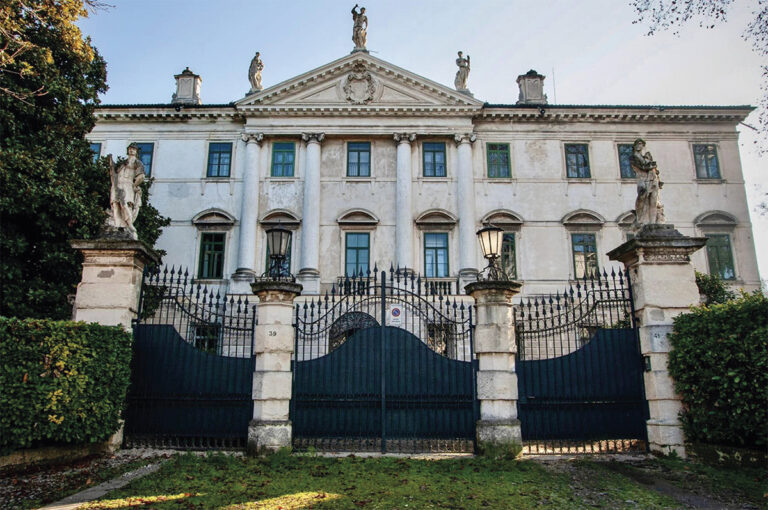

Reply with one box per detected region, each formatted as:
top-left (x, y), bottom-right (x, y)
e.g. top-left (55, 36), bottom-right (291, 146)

top-left (647, 419), bottom-right (686, 457)
top-left (229, 269), bottom-right (256, 294)
top-left (247, 420), bottom-right (292, 455)
top-left (296, 269), bottom-right (320, 295)
top-left (458, 269), bottom-right (479, 294)
top-left (476, 419), bottom-right (522, 447)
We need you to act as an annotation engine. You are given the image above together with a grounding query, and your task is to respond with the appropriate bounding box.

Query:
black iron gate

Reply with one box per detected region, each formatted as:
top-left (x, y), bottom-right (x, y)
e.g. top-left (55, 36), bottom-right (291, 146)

top-left (515, 268), bottom-right (649, 454)
top-left (125, 266), bottom-right (256, 449)
top-left (292, 267), bottom-right (476, 453)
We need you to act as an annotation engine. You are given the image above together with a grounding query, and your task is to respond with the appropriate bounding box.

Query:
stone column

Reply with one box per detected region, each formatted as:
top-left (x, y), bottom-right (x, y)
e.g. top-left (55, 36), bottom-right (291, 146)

top-left (231, 132), bottom-right (264, 294)
top-left (455, 133), bottom-right (478, 291)
top-left (608, 224), bottom-right (706, 457)
top-left (394, 133), bottom-right (416, 270)
top-left (465, 280), bottom-right (523, 451)
top-left (248, 280), bottom-right (303, 454)
top-left (297, 132), bottom-right (324, 294)
top-left (70, 239), bottom-right (159, 330)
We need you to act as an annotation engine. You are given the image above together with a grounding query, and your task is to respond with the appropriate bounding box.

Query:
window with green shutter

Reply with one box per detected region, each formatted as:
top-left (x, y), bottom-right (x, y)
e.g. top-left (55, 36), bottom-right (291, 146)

top-left (347, 142), bottom-right (371, 177)
top-left (206, 142), bottom-right (232, 177)
top-left (501, 233), bottom-right (517, 279)
top-left (345, 233), bottom-right (370, 276)
top-left (486, 143), bottom-right (510, 178)
top-left (571, 233), bottom-right (598, 279)
top-left (423, 142), bottom-right (446, 177)
top-left (271, 142), bottom-right (295, 177)
top-left (198, 233), bottom-right (225, 279)
top-left (424, 233), bottom-right (449, 277)
top-left (565, 144), bottom-right (590, 178)
top-left (693, 144), bottom-right (721, 179)
top-left (705, 234), bottom-right (735, 280)
top-left (135, 142), bottom-right (154, 176)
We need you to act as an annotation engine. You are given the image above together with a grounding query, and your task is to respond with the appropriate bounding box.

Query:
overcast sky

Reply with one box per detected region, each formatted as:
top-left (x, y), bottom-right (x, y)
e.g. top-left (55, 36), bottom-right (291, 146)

top-left (78, 0), bottom-right (767, 282)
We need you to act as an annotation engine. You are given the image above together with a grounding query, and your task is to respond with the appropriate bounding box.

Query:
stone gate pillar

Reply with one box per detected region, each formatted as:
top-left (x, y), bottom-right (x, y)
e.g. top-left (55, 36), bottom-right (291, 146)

top-left (70, 239), bottom-right (159, 330)
top-left (466, 280), bottom-right (523, 450)
top-left (248, 280), bottom-right (302, 454)
top-left (608, 224), bottom-right (706, 457)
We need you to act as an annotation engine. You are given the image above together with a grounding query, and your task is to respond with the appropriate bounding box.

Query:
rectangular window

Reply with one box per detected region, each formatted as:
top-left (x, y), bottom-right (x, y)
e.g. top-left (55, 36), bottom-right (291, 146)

top-left (135, 142), bottom-right (154, 176)
top-left (693, 144), bottom-right (721, 179)
top-left (486, 143), bottom-right (511, 178)
top-left (206, 142), bottom-right (232, 177)
top-left (501, 233), bottom-right (517, 279)
top-left (705, 234), bottom-right (735, 280)
top-left (345, 233), bottom-right (370, 276)
top-left (423, 142), bottom-right (446, 177)
top-left (424, 233), bottom-right (449, 278)
top-left (571, 233), bottom-right (598, 279)
top-left (265, 235), bottom-right (292, 276)
top-left (192, 323), bottom-right (221, 354)
top-left (198, 232), bottom-right (225, 279)
top-left (618, 144), bottom-right (635, 179)
top-left (347, 142), bottom-right (371, 177)
top-left (271, 142), bottom-right (295, 177)
top-left (89, 142), bottom-right (101, 163)
top-left (565, 143), bottom-right (591, 178)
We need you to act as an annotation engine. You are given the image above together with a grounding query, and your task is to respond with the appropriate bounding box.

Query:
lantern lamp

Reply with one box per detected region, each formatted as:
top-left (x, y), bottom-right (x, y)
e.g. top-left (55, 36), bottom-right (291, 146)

top-left (475, 223), bottom-right (508, 281)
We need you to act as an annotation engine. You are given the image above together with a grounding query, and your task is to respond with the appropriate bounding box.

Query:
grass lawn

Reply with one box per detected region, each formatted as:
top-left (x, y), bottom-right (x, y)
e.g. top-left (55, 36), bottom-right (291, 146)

top-left (77, 451), bottom-right (700, 510)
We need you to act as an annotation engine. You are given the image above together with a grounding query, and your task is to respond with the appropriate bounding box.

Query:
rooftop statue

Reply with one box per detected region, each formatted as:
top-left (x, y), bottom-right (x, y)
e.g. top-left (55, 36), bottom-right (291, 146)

top-left (631, 138), bottom-right (665, 227)
top-left (454, 51), bottom-right (470, 91)
top-left (248, 52), bottom-right (264, 93)
top-left (351, 4), bottom-right (368, 51)
top-left (105, 143), bottom-right (145, 240)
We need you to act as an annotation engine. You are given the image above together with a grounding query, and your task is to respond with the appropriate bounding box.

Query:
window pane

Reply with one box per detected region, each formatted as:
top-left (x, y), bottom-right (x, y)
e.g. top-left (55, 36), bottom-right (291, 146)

top-left (199, 233), bottom-right (225, 279)
top-left (501, 233), bottom-right (517, 279)
top-left (135, 143), bottom-right (154, 176)
top-left (345, 233), bottom-right (370, 275)
top-left (347, 142), bottom-right (371, 177)
top-left (705, 234), bottom-right (734, 280)
top-left (618, 144), bottom-right (635, 178)
top-left (694, 144), bottom-right (720, 179)
top-left (207, 142), bottom-right (232, 177)
top-left (423, 142), bottom-right (446, 177)
top-left (424, 233), bottom-right (448, 278)
top-left (566, 144), bottom-right (590, 178)
top-left (487, 144), bottom-right (510, 178)
top-left (271, 142), bottom-right (295, 177)
top-left (571, 233), bottom-right (598, 279)
top-left (89, 143), bottom-right (101, 163)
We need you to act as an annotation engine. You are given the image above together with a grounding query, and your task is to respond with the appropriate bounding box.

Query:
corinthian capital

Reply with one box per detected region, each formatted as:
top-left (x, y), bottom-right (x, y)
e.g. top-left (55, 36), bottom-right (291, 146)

top-left (454, 133), bottom-right (477, 145)
top-left (393, 132), bottom-right (417, 143)
top-left (301, 132), bottom-right (326, 144)
top-left (241, 132), bottom-right (264, 145)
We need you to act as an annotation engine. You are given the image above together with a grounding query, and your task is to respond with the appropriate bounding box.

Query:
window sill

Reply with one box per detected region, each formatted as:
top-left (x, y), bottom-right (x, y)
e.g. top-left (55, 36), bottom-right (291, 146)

top-left (345, 177), bottom-right (373, 182)
top-left (620, 177), bottom-right (636, 182)
top-left (420, 176), bottom-right (450, 182)
top-left (566, 178), bottom-right (593, 183)
top-left (203, 177), bottom-right (231, 181)
top-left (267, 177), bottom-right (298, 182)
top-left (695, 178), bottom-right (725, 184)
top-left (485, 177), bottom-right (514, 182)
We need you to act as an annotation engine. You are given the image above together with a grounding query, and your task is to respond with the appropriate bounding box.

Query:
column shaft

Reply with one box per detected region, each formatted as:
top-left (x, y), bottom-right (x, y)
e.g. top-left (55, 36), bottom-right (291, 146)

top-left (394, 133), bottom-right (415, 269)
top-left (298, 133), bottom-right (324, 294)
top-left (236, 134), bottom-right (263, 275)
top-left (456, 134), bottom-right (478, 286)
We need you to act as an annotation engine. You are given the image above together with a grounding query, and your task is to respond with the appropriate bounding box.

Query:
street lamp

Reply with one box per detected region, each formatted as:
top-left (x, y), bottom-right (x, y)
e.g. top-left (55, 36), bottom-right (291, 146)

top-left (476, 223), bottom-right (508, 281)
top-left (265, 223), bottom-right (292, 278)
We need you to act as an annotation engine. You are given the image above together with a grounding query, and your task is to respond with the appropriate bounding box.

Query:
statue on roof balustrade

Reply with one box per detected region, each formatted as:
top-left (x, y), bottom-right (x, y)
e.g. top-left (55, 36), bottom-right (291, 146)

top-left (248, 52), bottom-right (264, 93)
top-left (454, 51), bottom-right (470, 91)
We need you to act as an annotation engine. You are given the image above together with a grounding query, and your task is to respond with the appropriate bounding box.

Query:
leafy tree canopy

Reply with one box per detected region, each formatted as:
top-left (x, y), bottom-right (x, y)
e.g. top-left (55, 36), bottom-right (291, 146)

top-left (0, 0), bottom-right (169, 320)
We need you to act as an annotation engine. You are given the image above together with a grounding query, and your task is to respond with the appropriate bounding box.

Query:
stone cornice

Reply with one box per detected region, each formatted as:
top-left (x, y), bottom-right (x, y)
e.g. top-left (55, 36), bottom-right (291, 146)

top-left (478, 106), bottom-right (753, 123)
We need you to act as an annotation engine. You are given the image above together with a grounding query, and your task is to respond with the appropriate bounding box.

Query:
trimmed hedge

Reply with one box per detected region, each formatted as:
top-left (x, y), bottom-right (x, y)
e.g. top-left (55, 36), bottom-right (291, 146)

top-left (668, 292), bottom-right (768, 449)
top-left (0, 318), bottom-right (132, 452)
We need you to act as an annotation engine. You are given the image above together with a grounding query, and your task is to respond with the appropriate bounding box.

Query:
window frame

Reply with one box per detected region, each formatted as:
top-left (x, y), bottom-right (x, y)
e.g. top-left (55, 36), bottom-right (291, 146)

top-left (571, 232), bottom-right (598, 279)
top-left (692, 143), bottom-right (721, 179)
top-left (486, 143), bottom-right (511, 179)
top-left (501, 232), bottom-right (517, 280)
top-left (271, 141), bottom-right (296, 178)
top-left (134, 142), bottom-right (154, 177)
top-left (705, 233), bottom-right (735, 280)
top-left (347, 141), bottom-right (371, 178)
top-left (424, 232), bottom-right (450, 278)
top-left (422, 142), bottom-right (447, 178)
top-left (89, 142), bottom-right (102, 163)
top-left (344, 232), bottom-right (371, 276)
top-left (197, 232), bottom-right (226, 280)
top-left (206, 142), bottom-right (233, 178)
top-left (564, 143), bottom-right (591, 179)
top-left (617, 143), bottom-right (636, 179)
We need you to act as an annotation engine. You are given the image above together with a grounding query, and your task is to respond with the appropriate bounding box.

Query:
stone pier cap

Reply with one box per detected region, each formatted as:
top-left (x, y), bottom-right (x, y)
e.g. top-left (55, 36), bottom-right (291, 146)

top-left (607, 224), bottom-right (706, 265)
top-left (70, 238), bottom-right (160, 266)
top-left (465, 279), bottom-right (523, 296)
top-left (250, 280), bottom-right (303, 298)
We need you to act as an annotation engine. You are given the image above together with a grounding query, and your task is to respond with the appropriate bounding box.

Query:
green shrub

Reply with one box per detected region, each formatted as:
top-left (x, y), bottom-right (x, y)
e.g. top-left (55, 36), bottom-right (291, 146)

top-left (668, 292), bottom-right (768, 449)
top-left (695, 271), bottom-right (736, 305)
top-left (0, 317), bottom-right (132, 452)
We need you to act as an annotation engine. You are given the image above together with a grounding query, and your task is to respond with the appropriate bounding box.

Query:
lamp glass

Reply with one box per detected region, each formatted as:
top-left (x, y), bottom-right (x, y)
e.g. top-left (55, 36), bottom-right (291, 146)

top-left (477, 225), bottom-right (503, 260)
top-left (266, 224), bottom-right (291, 259)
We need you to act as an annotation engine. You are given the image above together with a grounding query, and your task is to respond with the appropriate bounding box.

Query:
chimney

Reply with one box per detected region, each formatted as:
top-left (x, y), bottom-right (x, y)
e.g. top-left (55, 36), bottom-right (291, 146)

top-left (516, 70), bottom-right (547, 105)
top-left (172, 67), bottom-right (201, 105)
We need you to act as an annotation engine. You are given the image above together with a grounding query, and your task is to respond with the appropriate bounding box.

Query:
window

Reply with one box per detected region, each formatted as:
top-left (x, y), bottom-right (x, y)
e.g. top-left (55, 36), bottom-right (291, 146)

top-left (486, 143), bottom-right (510, 178)
top-left (693, 144), bottom-right (721, 179)
top-left (424, 233), bottom-right (449, 278)
top-left (565, 143), bottom-right (590, 178)
top-left (345, 233), bottom-right (370, 276)
top-left (423, 142), bottom-right (446, 177)
top-left (206, 142), bottom-right (232, 177)
top-left (198, 232), bottom-right (225, 279)
top-left (501, 233), bottom-right (517, 279)
top-left (192, 323), bottom-right (220, 354)
top-left (347, 142), bottom-right (370, 177)
top-left (134, 142), bottom-right (154, 176)
top-left (271, 142), bottom-right (295, 177)
top-left (89, 142), bottom-right (101, 163)
top-left (571, 233), bottom-right (598, 279)
top-left (705, 234), bottom-right (735, 280)
top-left (618, 144), bottom-right (635, 179)
top-left (265, 235), bottom-right (292, 276)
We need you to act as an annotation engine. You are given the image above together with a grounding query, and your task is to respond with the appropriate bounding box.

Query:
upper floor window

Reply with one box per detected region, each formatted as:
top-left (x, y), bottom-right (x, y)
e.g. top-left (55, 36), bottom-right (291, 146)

top-left (424, 232), bottom-right (449, 278)
top-left (271, 142), bottom-right (295, 177)
top-left (705, 234), bottom-right (735, 280)
top-left (345, 232), bottom-right (370, 276)
top-left (501, 233), bottom-right (517, 280)
top-left (618, 144), bottom-right (635, 179)
top-left (89, 142), bottom-right (101, 163)
top-left (134, 143), bottom-right (154, 176)
top-left (571, 233), bottom-right (598, 279)
top-left (347, 142), bottom-right (371, 177)
top-left (486, 143), bottom-right (510, 178)
top-left (565, 143), bottom-right (590, 178)
top-left (206, 142), bottom-right (232, 178)
top-left (423, 142), bottom-right (446, 177)
top-left (693, 144), bottom-right (721, 179)
top-left (198, 232), bottom-right (226, 279)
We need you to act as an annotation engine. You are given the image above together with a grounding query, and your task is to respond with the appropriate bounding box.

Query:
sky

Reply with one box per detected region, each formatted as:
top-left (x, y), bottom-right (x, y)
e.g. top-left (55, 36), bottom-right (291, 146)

top-left (78, 0), bottom-right (767, 283)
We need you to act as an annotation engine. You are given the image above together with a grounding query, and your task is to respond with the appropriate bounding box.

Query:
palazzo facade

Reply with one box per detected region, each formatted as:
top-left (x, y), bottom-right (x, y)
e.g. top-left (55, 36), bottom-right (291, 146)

top-left (88, 53), bottom-right (761, 296)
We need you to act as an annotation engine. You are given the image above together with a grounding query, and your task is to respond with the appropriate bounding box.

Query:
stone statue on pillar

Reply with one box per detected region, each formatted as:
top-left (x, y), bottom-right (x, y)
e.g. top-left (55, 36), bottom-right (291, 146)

top-left (351, 4), bottom-right (368, 52)
top-left (631, 138), bottom-right (664, 228)
top-left (248, 52), bottom-right (264, 94)
top-left (104, 143), bottom-right (145, 240)
top-left (454, 51), bottom-right (470, 91)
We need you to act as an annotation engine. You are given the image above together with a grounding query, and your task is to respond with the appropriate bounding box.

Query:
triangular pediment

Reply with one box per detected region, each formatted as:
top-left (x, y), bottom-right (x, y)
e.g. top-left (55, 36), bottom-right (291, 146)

top-left (235, 53), bottom-right (483, 112)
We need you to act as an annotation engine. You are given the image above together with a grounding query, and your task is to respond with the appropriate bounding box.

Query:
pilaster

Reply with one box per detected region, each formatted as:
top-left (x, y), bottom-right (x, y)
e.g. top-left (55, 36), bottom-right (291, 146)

top-left (231, 132), bottom-right (264, 294)
top-left (394, 132), bottom-right (416, 271)
top-left (298, 132), bottom-right (324, 294)
top-left (455, 133), bottom-right (478, 291)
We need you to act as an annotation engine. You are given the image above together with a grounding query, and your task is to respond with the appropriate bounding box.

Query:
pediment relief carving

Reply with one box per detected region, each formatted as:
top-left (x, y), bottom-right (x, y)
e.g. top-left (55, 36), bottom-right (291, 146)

top-left (482, 209), bottom-right (524, 229)
top-left (337, 209), bottom-right (379, 226)
top-left (415, 209), bottom-right (457, 229)
top-left (340, 63), bottom-right (379, 105)
top-left (192, 208), bottom-right (236, 226)
top-left (561, 209), bottom-right (605, 227)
